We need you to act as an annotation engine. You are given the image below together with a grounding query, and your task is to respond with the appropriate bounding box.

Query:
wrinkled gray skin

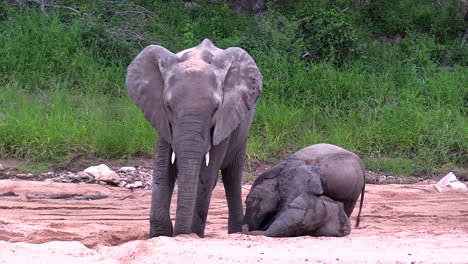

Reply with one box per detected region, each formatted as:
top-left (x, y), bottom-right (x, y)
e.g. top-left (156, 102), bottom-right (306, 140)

top-left (126, 39), bottom-right (262, 237)
top-left (243, 143), bottom-right (365, 237)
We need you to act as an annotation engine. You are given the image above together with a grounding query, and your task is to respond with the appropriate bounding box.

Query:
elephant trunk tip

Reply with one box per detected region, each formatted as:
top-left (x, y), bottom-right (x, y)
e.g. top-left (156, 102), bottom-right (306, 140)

top-left (241, 224), bottom-right (250, 234)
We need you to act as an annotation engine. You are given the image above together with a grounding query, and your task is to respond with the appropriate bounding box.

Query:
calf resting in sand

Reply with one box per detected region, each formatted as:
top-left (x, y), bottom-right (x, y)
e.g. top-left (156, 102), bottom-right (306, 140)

top-left (243, 143), bottom-right (365, 237)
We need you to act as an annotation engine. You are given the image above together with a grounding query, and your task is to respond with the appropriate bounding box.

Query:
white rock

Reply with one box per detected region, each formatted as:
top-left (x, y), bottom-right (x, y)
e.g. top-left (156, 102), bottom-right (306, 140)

top-left (119, 181), bottom-right (127, 188)
top-left (437, 172), bottom-right (458, 187)
top-left (84, 164), bottom-right (120, 185)
top-left (433, 184), bottom-right (443, 193)
top-left (436, 172), bottom-right (467, 191)
top-left (0, 163), bottom-right (4, 170)
top-left (448, 181), bottom-right (467, 190)
top-left (77, 171), bottom-right (90, 178)
top-left (125, 181), bottom-right (143, 189)
top-left (118, 166), bottom-right (136, 173)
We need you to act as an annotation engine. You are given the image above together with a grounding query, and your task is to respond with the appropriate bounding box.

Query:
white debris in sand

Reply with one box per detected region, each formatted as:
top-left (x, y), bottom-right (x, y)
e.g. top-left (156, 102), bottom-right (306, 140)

top-left (83, 164), bottom-right (120, 185)
top-left (433, 172), bottom-right (467, 192)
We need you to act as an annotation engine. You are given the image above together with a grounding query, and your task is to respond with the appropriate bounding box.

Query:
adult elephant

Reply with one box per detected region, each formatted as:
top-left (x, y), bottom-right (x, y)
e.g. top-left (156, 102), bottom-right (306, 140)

top-left (126, 39), bottom-right (262, 237)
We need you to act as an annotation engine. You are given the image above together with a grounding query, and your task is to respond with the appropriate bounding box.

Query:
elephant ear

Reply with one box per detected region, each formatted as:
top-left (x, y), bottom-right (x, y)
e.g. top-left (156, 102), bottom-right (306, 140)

top-left (211, 47), bottom-right (262, 145)
top-left (295, 165), bottom-right (323, 195)
top-left (126, 45), bottom-right (177, 143)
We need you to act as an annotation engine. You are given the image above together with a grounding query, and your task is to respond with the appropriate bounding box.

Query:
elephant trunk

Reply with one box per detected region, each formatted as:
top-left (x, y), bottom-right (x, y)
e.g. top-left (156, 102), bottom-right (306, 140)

top-left (173, 152), bottom-right (202, 235)
top-left (243, 209), bottom-right (261, 231)
top-left (172, 115), bottom-right (209, 236)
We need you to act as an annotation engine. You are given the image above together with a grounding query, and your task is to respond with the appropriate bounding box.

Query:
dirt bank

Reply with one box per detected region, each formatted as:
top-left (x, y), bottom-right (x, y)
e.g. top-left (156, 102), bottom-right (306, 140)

top-left (0, 179), bottom-right (467, 263)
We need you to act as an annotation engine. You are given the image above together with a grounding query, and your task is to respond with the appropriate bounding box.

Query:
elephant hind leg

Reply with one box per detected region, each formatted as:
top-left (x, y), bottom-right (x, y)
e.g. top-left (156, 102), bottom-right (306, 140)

top-left (343, 199), bottom-right (358, 217)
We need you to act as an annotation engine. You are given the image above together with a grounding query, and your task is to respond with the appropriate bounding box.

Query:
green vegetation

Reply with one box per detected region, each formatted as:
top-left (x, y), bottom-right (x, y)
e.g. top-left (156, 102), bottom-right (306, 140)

top-left (0, 1), bottom-right (466, 176)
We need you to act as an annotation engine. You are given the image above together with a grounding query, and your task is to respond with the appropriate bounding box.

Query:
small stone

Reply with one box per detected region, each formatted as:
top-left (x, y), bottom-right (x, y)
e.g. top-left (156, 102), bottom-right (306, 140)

top-left (119, 181), bottom-right (127, 188)
top-left (0, 163), bottom-right (4, 170)
top-left (61, 177), bottom-right (74, 183)
top-left (119, 166), bottom-right (136, 173)
top-left (387, 176), bottom-right (395, 181)
top-left (16, 173), bottom-right (32, 179)
top-left (125, 181), bottom-right (143, 189)
top-left (0, 191), bottom-right (18, 197)
top-left (77, 171), bottom-right (90, 179)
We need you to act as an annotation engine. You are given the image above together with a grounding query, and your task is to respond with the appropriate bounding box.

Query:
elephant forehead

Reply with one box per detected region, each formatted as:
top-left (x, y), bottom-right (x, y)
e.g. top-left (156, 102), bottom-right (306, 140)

top-left (177, 49), bottom-right (215, 72)
top-left (178, 59), bottom-right (210, 71)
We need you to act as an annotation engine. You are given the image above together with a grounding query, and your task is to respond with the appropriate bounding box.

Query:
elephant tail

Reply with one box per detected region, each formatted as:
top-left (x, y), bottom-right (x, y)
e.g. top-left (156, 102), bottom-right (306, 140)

top-left (355, 181), bottom-right (365, 228)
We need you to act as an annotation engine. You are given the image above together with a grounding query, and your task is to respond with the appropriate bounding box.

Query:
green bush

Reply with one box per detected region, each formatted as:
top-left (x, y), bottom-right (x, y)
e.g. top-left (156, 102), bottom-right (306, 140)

top-left (0, 10), bottom-right (126, 95)
top-left (0, 0), bottom-right (466, 175)
top-left (298, 7), bottom-right (358, 64)
top-left (359, 0), bottom-right (466, 42)
top-left (79, 20), bottom-right (136, 66)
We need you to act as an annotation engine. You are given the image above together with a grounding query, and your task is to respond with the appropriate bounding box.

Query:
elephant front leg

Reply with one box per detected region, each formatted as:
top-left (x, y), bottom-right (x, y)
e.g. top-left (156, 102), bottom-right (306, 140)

top-left (221, 144), bottom-right (246, 234)
top-left (149, 139), bottom-right (176, 238)
top-left (190, 164), bottom-right (219, 237)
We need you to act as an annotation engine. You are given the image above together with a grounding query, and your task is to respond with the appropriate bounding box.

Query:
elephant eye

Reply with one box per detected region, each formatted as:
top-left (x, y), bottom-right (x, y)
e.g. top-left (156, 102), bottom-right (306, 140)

top-left (165, 103), bottom-right (172, 112)
top-left (213, 102), bottom-right (220, 113)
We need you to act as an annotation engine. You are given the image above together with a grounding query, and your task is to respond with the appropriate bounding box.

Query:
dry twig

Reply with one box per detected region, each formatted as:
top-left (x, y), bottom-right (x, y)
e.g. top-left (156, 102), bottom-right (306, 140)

top-left (12, 0), bottom-right (80, 13)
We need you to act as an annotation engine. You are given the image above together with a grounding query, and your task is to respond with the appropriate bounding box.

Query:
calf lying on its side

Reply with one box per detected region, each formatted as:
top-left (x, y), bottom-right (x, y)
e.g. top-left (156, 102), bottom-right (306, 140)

top-left (243, 143), bottom-right (365, 237)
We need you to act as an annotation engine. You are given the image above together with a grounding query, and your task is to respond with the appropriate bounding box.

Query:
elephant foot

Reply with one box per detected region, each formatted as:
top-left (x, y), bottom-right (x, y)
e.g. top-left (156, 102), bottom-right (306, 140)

top-left (149, 223), bottom-right (173, 238)
top-left (148, 231), bottom-right (172, 238)
top-left (227, 225), bottom-right (243, 234)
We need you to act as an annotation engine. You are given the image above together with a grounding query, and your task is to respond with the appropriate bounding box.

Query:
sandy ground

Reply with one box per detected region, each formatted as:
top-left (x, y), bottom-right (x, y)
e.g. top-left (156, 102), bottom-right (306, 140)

top-left (0, 179), bottom-right (467, 264)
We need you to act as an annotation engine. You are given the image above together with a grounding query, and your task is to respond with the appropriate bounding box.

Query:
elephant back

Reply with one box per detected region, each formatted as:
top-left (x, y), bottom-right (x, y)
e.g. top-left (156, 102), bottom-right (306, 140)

top-left (292, 143), bottom-right (365, 205)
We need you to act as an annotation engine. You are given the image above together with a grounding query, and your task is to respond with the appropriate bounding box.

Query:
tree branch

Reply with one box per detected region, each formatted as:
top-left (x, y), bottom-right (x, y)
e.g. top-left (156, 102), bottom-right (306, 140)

top-left (14, 0), bottom-right (80, 13)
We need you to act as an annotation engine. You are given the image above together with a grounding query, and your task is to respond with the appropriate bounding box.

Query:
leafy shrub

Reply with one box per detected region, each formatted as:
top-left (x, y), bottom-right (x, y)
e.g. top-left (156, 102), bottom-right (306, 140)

top-left (79, 20), bottom-right (137, 66)
top-left (0, 2), bottom-right (8, 22)
top-left (298, 7), bottom-right (358, 65)
top-left (398, 33), bottom-right (445, 70)
top-left (359, 0), bottom-right (466, 43)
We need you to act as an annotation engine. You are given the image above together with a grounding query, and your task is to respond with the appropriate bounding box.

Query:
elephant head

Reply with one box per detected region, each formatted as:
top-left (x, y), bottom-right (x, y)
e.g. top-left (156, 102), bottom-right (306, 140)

top-left (243, 163), bottom-right (285, 231)
top-left (126, 39), bottom-right (262, 234)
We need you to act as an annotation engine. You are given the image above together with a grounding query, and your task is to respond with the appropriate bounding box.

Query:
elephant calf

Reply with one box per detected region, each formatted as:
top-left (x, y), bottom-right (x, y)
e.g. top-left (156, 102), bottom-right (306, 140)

top-left (243, 143), bottom-right (365, 237)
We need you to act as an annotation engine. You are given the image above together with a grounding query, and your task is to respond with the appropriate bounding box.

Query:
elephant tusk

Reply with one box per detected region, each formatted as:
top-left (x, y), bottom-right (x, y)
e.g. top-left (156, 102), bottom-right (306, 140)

top-left (205, 152), bottom-right (210, 166)
top-left (171, 152), bottom-right (176, 164)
